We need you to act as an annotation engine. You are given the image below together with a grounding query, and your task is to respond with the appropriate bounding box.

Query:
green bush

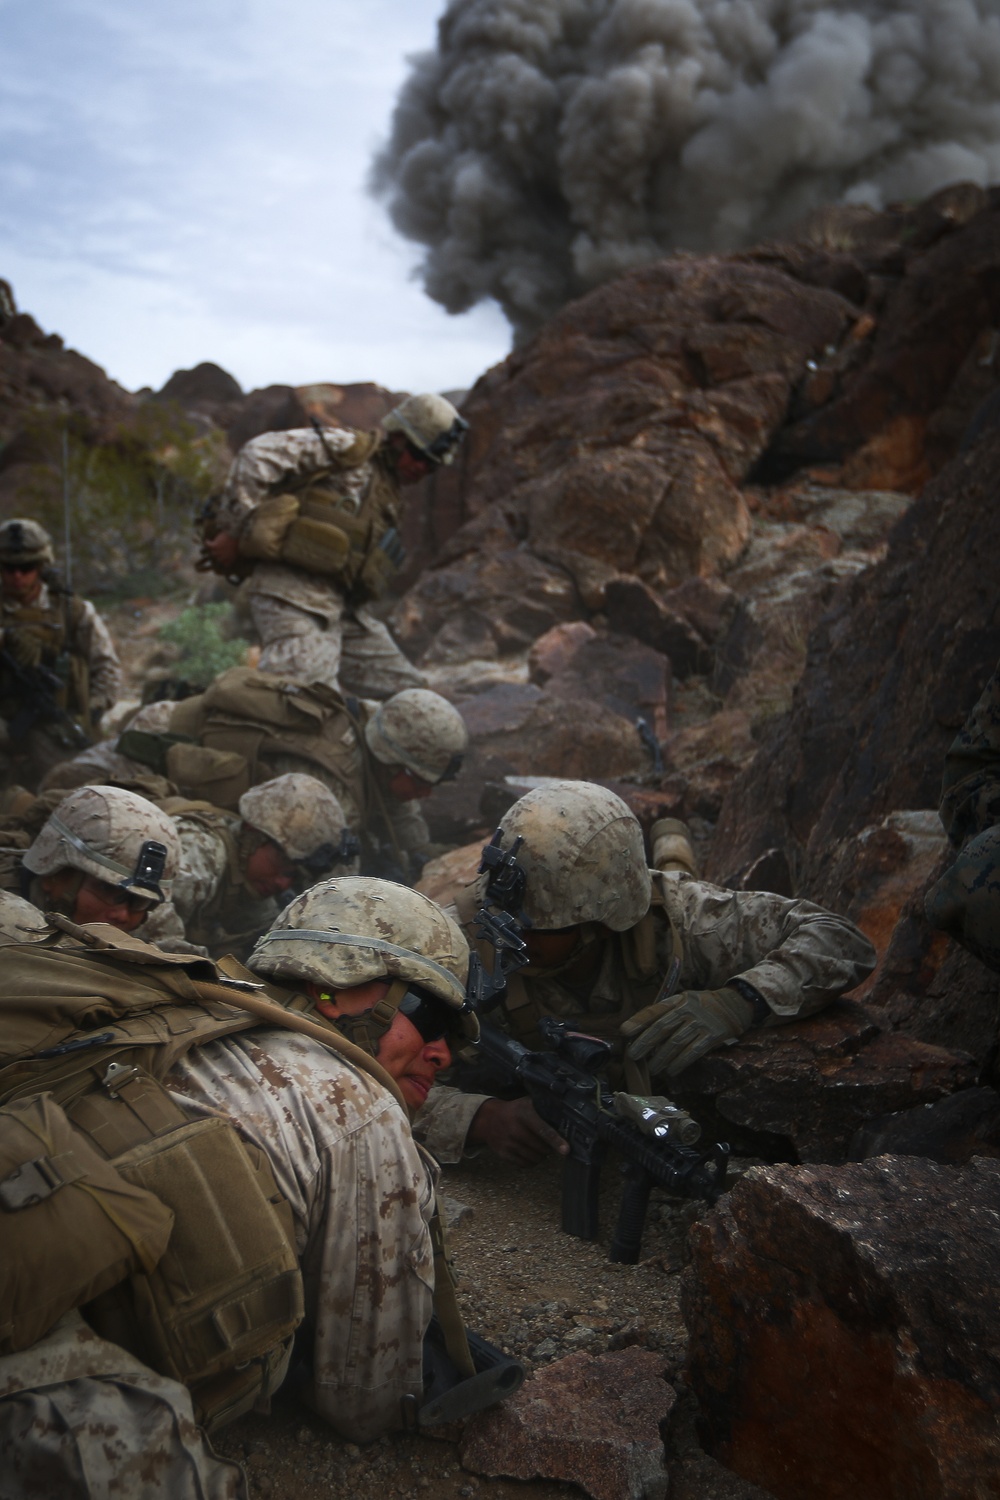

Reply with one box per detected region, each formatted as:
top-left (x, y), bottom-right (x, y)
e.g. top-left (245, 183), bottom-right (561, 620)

top-left (160, 604), bottom-right (249, 688)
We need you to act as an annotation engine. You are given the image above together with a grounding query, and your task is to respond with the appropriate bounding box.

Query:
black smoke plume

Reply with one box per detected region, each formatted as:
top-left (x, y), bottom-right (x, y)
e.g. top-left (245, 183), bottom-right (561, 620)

top-left (373, 0), bottom-right (1000, 339)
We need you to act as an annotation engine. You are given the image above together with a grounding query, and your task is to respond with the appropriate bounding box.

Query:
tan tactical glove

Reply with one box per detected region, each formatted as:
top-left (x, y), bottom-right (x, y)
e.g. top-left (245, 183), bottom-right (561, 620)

top-left (621, 987), bottom-right (755, 1078)
top-left (4, 628), bottom-right (43, 669)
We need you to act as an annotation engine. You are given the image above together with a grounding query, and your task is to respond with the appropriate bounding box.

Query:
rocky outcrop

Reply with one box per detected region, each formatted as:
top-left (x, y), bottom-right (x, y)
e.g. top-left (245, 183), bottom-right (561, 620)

top-left (460, 1348), bottom-right (673, 1500)
top-left (394, 255), bottom-right (855, 665)
top-left (0, 292), bottom-right (135, 514)
top-left (668, 1002), bottom-right (976, 1164)
top-left (683, 1155), bottom-right (1000, 1500)
top-left (759, 185), bottom-right (1000, 491)
top-left (150, 369), bottom-right (405, 454)
top-left (707, 422), bottom-right (1000, 896)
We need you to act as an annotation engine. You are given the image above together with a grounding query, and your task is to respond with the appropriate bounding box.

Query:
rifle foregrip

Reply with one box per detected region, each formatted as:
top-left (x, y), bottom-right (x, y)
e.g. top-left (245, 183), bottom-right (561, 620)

top-left (609, 1165), bottom-right (653, 1265)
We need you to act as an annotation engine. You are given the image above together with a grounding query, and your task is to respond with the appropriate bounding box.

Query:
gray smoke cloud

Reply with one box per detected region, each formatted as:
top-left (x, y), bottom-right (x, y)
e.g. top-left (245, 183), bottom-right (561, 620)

top-left (372, 0), bottom-right (1000, 338)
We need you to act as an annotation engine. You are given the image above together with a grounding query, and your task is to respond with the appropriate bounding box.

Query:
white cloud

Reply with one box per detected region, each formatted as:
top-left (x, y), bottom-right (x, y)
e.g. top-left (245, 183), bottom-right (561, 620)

top-left (0, 0), bottom-right (511, 393)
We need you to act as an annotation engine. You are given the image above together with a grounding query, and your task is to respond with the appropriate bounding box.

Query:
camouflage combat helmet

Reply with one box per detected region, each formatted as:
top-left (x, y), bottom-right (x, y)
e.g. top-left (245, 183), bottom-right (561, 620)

top-left (238, 773), bottom-right (355, 868)
top-left (364, 689), bottom-right (469, 784)
top-left (0, 519), bottom-right (54, 568)
top-left (22, 785), bottom-right (180, 905)
top-left (247, 876), bottom-right (478, 1049)
top-left (0, 890), bottom-right (50, 944)
top-left (480, 780), bottom-right (652, 932)
top-left (382, 393), bottom-right (468, 466)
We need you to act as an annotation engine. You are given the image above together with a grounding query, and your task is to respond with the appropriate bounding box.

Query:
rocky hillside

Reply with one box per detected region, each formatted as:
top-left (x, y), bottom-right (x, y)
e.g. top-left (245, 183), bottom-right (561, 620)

top-left (5, 180), bottom-right (1000, 1087)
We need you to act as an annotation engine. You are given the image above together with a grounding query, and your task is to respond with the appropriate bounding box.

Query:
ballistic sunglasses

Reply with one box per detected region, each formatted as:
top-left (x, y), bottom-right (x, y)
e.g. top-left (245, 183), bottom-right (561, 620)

top-left (397, 985), bottom-right (459, 1044)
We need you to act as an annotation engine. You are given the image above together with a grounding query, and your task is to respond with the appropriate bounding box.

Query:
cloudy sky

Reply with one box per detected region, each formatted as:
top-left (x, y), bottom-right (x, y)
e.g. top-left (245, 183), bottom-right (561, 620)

top-left (0, 0), bottom-right (510, 396)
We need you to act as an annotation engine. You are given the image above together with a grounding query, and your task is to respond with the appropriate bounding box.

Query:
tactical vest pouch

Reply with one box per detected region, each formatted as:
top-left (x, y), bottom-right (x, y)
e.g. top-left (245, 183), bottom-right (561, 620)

top-left (0, 1092), bottom-right (175, 1355)
top-left (280, 513), bottom-right (351, 578)
top-left (109, 1115), bottom-right (303, 1387)
top-left (118, 728), bottom-right (193, 777)
top-left (352, 526), bottom-right (406, 603)
top-left (164, 742), bottom-right (250, 809)
top-left (239, 492), bottom-right (300, 562)
top-left (200, 667), bottom-right (334, 732)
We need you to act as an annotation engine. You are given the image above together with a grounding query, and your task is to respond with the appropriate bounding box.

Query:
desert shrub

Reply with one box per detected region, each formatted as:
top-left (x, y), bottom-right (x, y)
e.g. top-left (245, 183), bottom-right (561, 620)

top-left (159, 603), bottom-right (249, 688)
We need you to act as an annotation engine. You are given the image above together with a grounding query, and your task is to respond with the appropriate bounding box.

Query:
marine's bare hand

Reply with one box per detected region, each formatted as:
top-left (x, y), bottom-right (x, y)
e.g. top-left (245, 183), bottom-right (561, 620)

top-left (468, 1096), bottom-right (568, 1166)
top-left (203, 531), bottom-right (240, 572)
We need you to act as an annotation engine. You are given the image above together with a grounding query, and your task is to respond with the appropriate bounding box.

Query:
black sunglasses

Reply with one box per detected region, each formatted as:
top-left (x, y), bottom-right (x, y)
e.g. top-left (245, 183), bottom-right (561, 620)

top-left (397, 986), bottom-right (458, 1044)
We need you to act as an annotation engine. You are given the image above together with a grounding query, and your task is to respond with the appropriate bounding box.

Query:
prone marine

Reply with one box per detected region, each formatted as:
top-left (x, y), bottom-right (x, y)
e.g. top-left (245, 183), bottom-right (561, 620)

top-left (413, 781), bottom-right (878, 1166)
top-left (0, 877), bottom-right (519, 1496)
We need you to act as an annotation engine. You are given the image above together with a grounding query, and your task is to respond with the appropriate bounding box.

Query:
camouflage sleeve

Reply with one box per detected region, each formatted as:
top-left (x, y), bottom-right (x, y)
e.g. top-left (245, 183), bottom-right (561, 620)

top-left (73, 599), bottom-right (122, 714)
top-left (0, 1312), bottom-right (245, 1499)
top-left (171, 818), bottom-right (228, 922)
top-left (387, 798), bottom-right (431, 856)
top-left (939, 661), bottom-right (1000, 846)
top-left (412, 1083), bottom-right (492, 1164)
top-left (217, 427), bottom-right (360, 535)
top-left (658, 871), bottom-right (876, 1020)
top-left (167, 1032), bottom-right (434, 1442)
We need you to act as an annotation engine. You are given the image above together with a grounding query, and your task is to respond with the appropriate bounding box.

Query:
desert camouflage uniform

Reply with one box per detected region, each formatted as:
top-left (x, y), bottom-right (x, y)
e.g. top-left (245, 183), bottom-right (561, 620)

top-left (415, 870), bottom-right (876, 1163)
top-left (167, 1031), bottom-right (436, 1439)
top-left (0, 1311), bottom-right (244, 1499)
top-left (0, 1032), bottom-right (437, 1493)
top-left (218, 428), bottom-right (424, 699)
top-left (165, 806), bottom-right (278, 956)
top-left (926, 657), bottom-right (1000, 971)
top-left (0, 581), bottom-right (123, 787)
top-left (0, 581), bottom-right (121, 717)
top-left (0, 879), bottom-right (455, 1491)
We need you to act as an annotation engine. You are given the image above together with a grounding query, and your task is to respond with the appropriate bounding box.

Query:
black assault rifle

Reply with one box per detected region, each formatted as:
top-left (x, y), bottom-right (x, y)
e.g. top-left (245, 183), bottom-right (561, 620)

top-left (0, 649), bottom-right (90, 752)
top-left (466, 830), bottom-right (730, 1264)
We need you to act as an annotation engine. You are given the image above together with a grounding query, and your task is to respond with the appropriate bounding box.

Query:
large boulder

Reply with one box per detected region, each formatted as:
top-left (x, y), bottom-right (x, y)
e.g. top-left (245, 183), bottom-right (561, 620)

top-left (706, 423), bottom-right (1000, 899)
top-left (668, 1002), bottom-right (976, 1163)
top-left (393, 255), bottom-right (856, 661)
top-left (683, 1155), bottom-right (1000, 1500)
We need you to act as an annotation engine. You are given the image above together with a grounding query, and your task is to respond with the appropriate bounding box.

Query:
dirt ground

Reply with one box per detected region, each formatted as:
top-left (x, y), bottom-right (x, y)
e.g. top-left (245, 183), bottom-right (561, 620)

top-left (216, 1152), bottom-right (775, 1500)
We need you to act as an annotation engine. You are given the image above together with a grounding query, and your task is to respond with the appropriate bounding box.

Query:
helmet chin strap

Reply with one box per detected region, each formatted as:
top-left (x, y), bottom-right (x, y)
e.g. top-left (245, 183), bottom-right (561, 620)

top-left (321, 978), bottom-right (409, 1057)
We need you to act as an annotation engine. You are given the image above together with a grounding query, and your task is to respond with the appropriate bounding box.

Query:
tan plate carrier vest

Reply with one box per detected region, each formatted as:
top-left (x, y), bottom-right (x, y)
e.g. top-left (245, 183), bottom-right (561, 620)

top-left (0, 921), bottom-right (474, 1429)
top-left (0, 590), bottom-right (92, 733)
top-left (238, 431), bottom-right (404, 604)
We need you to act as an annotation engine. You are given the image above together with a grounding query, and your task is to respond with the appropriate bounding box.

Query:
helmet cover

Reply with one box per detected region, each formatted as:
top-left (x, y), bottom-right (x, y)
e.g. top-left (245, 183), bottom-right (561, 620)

top-left (478, 780), bottom-right (651, 932)
top-left (364, 690), bottom-right (468, 784)
top-left (383, 393), bottom-right (468, 465)
top-left (23, 785), bottom-right (180, 904)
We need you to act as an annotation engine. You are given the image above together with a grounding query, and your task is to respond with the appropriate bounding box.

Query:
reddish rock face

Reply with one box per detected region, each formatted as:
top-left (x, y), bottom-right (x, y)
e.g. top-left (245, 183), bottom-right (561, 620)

top-left (683, 1156), bottom-right (1000, 1500)
top-left (707, 422), bottom-right (1000, 897)
top-left (459, 1347), bottom-right (674, 1500)
top-left (393, 253), bottom-right (854, 660)
top-left (808, 811), bottom-right (949, 1001)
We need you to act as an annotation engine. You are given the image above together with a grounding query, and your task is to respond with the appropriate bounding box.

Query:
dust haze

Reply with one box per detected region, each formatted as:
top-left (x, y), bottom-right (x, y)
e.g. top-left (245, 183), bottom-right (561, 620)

top-left (372, 0), bottom-right (1000, 338)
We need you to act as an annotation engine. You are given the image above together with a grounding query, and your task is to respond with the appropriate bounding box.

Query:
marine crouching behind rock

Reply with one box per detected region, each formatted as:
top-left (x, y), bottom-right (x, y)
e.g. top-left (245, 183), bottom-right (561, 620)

top-left (0, 877), bottom-right (521, 1496)
top-left (414, 781), bottom-right (877, 1168)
